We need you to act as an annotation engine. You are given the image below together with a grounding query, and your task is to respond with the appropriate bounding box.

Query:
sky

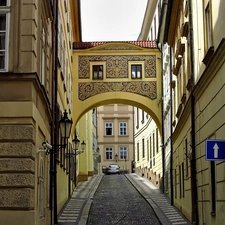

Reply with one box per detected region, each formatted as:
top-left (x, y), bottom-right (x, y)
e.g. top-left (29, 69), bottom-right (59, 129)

top-left (80, 0), bottom-right (148, 42)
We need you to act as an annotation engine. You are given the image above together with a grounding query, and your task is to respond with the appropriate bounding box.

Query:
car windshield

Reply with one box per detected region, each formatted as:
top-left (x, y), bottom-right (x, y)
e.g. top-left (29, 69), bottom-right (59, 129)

top-left (109, 165), bottom-right (119, 168)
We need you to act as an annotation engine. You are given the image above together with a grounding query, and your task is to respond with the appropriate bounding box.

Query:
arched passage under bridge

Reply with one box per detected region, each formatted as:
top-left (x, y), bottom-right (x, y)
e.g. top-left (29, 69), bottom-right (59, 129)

top-left (72, 41), bottom-right (162, 133)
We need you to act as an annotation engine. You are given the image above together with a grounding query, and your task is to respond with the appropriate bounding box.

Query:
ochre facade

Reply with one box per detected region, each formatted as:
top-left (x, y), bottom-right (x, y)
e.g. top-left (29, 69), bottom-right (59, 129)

top-left (72, 42), bottom-right (162, 133)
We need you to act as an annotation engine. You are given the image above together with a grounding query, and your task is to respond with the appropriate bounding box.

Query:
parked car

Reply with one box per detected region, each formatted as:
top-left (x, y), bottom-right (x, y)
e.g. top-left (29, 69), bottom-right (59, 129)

top-left (106, 164), bottom-right (120, 175)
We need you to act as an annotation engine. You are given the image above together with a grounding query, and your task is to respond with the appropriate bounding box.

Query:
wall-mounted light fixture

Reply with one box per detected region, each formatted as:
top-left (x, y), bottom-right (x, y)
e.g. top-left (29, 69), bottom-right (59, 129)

top-left (115, 153), bottom-right (118, 162)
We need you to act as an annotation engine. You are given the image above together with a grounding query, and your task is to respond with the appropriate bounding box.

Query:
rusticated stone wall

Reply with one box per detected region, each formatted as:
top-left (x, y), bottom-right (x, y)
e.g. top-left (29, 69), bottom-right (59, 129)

top-left (0, 125), bottom-right (35, 209)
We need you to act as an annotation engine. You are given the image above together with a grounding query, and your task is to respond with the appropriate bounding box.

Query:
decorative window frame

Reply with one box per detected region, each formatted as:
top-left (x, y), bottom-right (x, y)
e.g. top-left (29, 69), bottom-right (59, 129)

top-left (90, 61), bottom-right (106, 80)
top-left (128, 61), bottom-right (144, 79)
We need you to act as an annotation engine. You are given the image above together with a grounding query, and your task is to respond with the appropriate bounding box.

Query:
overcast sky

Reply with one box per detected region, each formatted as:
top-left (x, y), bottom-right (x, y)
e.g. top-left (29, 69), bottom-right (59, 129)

top-left (80, 0), bottom-right (148, 41)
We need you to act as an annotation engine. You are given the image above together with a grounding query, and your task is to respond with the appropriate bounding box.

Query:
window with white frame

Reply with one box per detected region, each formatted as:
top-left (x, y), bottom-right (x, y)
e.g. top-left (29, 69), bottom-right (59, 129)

top-left (39, 157), bottom-right (44, 218)
top-left (119, 122), bottom-right (127, 135)
top-left (105, 122), bottom-right (113, 135)
top-left (0, 0), bottom-right (10, 71)
top-left (119, 146), bottom-right (127, 160)
top-left (105, 147), bottom-right (113, 160)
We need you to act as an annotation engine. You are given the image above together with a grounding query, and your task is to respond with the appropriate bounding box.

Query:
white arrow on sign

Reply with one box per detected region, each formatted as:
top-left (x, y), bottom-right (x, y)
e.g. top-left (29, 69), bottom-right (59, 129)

top-left (213, 143), bottom-right (219, 158)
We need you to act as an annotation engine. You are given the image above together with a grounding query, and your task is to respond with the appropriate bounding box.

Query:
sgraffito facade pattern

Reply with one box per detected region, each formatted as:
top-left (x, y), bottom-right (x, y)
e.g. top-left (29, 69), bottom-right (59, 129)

top-left (78, 55), bottom-right (156, 79)
top-left (78, 54), bottom-right (157, 100)
top-left (79, 81), bottom-right (157, 100)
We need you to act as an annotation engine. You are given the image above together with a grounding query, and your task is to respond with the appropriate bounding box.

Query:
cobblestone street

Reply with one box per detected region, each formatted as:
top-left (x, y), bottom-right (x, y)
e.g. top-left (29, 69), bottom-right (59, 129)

top-left (87, 175), bottom-right (161, 225)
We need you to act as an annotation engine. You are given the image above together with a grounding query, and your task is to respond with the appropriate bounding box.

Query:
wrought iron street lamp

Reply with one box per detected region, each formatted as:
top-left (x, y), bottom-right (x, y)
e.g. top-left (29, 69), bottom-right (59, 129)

top-left (70, 134), bottom-right (86, 187)
top-left (44, 110), bottom-right (73, 225)
top-left (59, 110), bottom-right (73, 140)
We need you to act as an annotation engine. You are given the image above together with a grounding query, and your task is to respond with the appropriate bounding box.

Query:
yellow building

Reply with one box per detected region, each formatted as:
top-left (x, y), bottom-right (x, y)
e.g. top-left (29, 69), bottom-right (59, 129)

top-left (97, 104), bottom-right (134, 174)
top-left (161, 0), bottom-right (225, 224)
top-left (0, 0), bottom-right (82, 225)
top-left (135, 0), bottom-right (163, 189)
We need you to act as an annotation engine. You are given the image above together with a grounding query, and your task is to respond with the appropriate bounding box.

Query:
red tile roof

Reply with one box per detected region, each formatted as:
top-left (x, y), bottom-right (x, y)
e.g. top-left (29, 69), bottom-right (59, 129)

top-left (73, 41), bottom-right (157, 49)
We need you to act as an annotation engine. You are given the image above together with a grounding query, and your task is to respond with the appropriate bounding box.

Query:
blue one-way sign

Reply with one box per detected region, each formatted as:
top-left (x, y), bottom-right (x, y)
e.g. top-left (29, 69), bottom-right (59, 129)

top-left (206, 139), bottom-right (225, 161)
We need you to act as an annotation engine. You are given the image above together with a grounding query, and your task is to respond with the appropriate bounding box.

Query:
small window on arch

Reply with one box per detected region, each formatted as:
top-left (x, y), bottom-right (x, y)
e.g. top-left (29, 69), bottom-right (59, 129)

top-left (93, 65), bottom-right (103, 79)
top-left (131, 64), bottom-right (142, 79)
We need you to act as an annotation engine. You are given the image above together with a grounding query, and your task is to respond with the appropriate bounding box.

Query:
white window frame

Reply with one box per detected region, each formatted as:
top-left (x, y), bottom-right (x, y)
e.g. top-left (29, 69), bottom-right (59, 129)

top-left (0, 0), bottom-right (10, 71)
top-left (105, 147), bottom-right (113, 160)
top-left (119, 122), bottom-right (127, 135)
top-left (119, 146), bottom-right (128, 160)
top-left (105, 122), bottom-right (113, 136)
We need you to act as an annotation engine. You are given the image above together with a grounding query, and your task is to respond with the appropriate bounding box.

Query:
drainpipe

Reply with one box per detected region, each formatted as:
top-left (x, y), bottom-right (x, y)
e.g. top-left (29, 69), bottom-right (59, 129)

top-left (169, 46), bottom-right (174, 205)
top-left (49, 0), bottom-right (56, 224)
top-left (160, 44), bottom-right (165, 193)
top-left (52, 0), bottom-right (59, 224)
top-left (189, 0), bottom-right (199, 224)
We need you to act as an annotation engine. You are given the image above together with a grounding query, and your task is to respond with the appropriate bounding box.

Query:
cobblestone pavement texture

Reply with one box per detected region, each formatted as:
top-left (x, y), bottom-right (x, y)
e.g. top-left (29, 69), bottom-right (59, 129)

top-left (57, 173), bottom-right (191, 225)
top-left (87, 174), bottom-right (161, 225)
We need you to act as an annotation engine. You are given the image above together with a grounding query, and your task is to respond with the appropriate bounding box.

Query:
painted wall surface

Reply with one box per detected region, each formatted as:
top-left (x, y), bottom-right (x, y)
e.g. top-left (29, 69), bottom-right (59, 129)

top-left (97, 104), bottom-right (134, 174)
top-left (72, 42), bottom-right (162, 132)
top-left (166, 0), bottom-right (225, 224)
top-left (134, 108), bottom-right (162, 188)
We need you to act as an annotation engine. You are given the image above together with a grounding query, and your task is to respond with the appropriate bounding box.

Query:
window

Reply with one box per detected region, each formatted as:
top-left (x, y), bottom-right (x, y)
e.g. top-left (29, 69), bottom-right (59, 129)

top-left (179, 163), bottom-right (185, 198)
top-left (93, 65), bottom-right (103, 79)
top-left (205, 3), bottom-right (212, 49)
top-left (185, 138), bottom-right (189, 176)
top-left (136, 107), bottom-right (139, 128)
top-left (120, 146), bottom-right (127, 160)
top-left (105, 147), bottom-right (113, 160)
top-left (156, 128), bottom-right (159, 153)
top-left (137, 143), bottom-right (139, 161)
top-left (147, 140), bottom-right (149, 161)
top-left (141, 110), bottom-right (144, 123)
top-left (105, 122), bottom-right (113, 135)
top-left (131, 65), bottom-right (142, 78)
top-left (119, 122), bottom-right (127, 135)
top-left (153, 133), bottom-right (155, 157)
top-left (142, 138), bottom-right (145, 158)
top-left (0, 0), bottom-right (10, 71)
top-left (149, 136), bottom-right (152, 159)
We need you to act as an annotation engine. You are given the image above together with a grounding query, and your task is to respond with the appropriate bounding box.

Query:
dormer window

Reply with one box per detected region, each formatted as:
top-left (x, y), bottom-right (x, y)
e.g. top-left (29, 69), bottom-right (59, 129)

top-left (131, 64), bottom-right (142, 79)
top-left (93, 65), bottom-right (103, 79)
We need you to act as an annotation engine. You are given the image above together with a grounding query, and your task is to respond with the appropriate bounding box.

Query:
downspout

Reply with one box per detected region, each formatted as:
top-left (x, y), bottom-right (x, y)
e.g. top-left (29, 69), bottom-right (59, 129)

top-left (52, 0), bottom-right (59, 224)
top-left (158, 43), bottom-right (165, 193)
top-left (132, 106), bottom-right (135, 173)
top-left (169, 46), bottom-right (174, 205)
top-left (189, 0), bottom-right (199, 224)
top-left (49, 0), bottom-right (55, 224)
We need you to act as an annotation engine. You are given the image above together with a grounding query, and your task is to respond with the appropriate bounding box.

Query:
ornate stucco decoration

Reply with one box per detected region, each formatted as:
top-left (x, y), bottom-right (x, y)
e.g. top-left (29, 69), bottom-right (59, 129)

top-left (78, 55), bottom-right (156, 79)
top-left (78, 81), bottom-right (157, 101)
